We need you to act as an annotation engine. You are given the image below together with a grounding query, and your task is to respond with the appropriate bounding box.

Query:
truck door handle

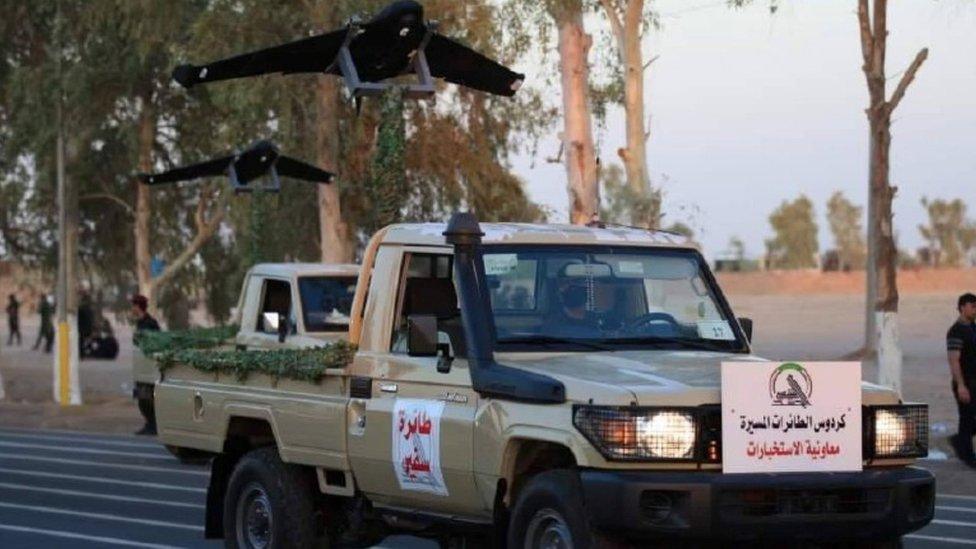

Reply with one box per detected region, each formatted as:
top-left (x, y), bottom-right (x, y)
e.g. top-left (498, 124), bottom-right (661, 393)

top-left (379, 383), bottom-right (398, 393)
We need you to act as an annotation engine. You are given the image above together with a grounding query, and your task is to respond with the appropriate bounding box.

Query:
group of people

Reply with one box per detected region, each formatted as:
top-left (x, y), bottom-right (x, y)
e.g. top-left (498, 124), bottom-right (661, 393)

top-left (6, 293), bottom-right (54, 353)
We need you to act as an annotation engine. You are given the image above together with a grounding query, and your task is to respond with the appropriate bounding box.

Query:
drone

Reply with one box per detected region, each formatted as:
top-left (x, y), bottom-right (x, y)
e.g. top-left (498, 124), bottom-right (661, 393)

top-left (172, 0), bottom-right (524, 99)
top-left (138, 140), bottom-right (333, 194)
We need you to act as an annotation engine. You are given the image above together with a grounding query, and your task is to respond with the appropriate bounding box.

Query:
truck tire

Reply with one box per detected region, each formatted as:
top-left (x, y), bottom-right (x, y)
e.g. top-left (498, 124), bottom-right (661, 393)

top-left (223, 447), bottom-right (320, 549)
top-left (507, 469), bottom-right (608, 549)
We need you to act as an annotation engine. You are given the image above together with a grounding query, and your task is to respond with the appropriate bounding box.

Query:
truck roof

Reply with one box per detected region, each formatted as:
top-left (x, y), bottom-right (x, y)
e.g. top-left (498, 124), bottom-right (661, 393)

top-left (380, 222), bottom-right (697, 249)
top-left (249, 263), bottom-right (360, 278)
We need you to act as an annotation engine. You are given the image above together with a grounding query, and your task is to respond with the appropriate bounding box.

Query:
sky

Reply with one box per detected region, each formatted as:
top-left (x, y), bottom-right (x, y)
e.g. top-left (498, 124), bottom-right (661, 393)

top-left (509, 0), bottom-right (976, 259)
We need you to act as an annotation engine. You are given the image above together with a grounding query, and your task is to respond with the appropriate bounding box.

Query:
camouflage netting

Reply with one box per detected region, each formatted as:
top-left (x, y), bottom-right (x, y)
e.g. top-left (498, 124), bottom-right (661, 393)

top-left (134, 325), bottom-right (240, 356)
top-left (154, 342), bottom-right (356, 383)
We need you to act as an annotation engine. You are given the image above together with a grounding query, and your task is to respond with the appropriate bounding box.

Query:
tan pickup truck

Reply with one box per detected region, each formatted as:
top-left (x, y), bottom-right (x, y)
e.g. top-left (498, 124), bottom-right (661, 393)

top-left (133, 262), bottom-right (358, 429)
top-left (157, 214), bottom-right (934, 548)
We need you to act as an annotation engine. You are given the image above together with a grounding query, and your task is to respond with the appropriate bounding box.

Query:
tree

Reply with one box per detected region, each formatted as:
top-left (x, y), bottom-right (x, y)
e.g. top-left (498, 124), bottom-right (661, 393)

top-left (919, 197), bottom-right (976, 268)
top-left (599, 163), bottom-right (660, 228)
top-left (765, 196), bottom-right (819, 270)
top-left (857, 0), bottom-right (928, 391)
top-left (728, 236), bottom-right (746, 261)
top-left (597, 0), bottom-right (659, 227)
top-left (826, 191), bottom-right (866, 270)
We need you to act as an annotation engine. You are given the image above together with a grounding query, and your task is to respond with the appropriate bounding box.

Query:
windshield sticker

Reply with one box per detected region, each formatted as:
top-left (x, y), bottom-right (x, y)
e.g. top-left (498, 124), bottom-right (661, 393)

top-left (393, 399), bottom-right (449, 496)
top-left (617, 261), bottom-right (645, 275)
top-left (484, 254), bottom-right (519, 276)
top-left (697, 320), bottom-right (736, 341)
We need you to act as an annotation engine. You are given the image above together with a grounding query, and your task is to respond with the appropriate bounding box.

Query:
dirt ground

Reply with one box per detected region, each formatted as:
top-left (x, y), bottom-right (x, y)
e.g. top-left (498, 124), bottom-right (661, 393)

top-left (0, 288), bottom-right (974, 491)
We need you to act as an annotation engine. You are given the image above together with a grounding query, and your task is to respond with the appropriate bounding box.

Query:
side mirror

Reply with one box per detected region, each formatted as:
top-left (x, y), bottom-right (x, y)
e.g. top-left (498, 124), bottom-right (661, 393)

top-left (738, 317), bottom-right (753, 344)
top-left (277, 313), bottom-right (289, 343)
top-left (407, 315), bottom-right (438, 357)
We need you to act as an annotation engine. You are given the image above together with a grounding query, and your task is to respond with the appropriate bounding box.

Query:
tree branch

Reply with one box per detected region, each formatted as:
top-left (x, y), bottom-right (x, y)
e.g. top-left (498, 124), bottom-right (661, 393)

top-left (857, 0), bottom-right (873, 71)
top-left (150, 189), bottom-right (229, 292)
top-left (598, 0), bottom-right (625, 44)
top-left (886, 47), bottom-right (928, 114)
top-left (79, 193), bottom-right (135, 217)
top-left (642, 54), bottom-right (659, 72)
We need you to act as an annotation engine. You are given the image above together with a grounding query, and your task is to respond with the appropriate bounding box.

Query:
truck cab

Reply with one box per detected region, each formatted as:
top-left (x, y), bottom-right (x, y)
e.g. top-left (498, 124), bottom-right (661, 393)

top-left (155, 216), bottom-right (934, 548)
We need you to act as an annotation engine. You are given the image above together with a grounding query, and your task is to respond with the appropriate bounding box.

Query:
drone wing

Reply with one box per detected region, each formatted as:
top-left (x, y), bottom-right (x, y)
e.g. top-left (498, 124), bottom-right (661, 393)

top-left (138, 155), bottom-right (235, 185)
top-left (275, 155), bottom-right (335, 183)
top-left (424, 33), bottom-right (524, 97)
top-left (173, 28), bottom-right (349, 88)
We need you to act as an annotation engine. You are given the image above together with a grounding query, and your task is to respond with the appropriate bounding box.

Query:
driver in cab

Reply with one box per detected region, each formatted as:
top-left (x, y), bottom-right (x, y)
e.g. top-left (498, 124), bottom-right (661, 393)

top-left (551, 275), bottom-right (599, 338)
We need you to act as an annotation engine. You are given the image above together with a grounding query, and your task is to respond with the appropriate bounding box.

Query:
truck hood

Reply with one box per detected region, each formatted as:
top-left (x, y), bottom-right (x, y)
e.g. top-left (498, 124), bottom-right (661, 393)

top-left (497, 350), bottom-right (899, 407)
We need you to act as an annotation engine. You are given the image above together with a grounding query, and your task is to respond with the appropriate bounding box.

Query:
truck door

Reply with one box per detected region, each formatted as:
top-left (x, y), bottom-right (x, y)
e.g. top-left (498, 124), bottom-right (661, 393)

top-left (347, 248), bottom-right (486, 518)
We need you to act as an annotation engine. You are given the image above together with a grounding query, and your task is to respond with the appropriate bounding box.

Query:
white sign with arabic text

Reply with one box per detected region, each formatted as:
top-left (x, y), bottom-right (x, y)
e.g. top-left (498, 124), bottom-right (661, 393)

top-left (721, 361), bottom-right (862, 473)
top-left (392, 399), bottom-right (449, 496)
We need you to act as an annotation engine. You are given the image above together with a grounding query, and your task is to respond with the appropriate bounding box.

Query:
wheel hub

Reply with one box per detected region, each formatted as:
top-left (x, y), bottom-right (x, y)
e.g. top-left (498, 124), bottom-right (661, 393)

top-left (237, 482), bottom-right (273, 549)
top-left (525, 508), bottom-right (573, 549)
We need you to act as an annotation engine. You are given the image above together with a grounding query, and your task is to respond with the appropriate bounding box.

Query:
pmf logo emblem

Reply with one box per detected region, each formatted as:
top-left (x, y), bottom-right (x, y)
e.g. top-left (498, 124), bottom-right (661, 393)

top-left (769, 362), bottom-right (813, 408)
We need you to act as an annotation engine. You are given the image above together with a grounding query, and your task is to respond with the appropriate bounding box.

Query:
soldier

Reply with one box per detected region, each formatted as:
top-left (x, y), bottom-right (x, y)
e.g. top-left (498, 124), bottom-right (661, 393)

top-left (948, 292), bottom-right (976, 468)
top-left (131, 294), bottom-right (160, 435)
top-left (32, 294), bottom-right (54, 353)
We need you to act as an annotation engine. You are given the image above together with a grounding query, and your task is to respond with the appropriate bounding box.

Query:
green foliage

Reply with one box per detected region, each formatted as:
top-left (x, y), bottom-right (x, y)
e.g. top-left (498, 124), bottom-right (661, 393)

top-left (826, 191), bottom-right (866, 270)
top-left (765, 195), bottom-right (819, 270)
top-left (156, 341), bottom-right (357, 383)
top-left (134, 324), bottom-right (239, 356)
top-left (918, 197), bottom-right (976, 267)
top-left (366, 87), bottom-right (408, 234)
top-left (599, 164), bottom-right (661, 228)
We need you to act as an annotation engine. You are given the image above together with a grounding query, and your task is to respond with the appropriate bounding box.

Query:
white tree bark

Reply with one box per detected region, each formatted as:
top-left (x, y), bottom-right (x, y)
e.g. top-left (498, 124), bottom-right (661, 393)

top-left (875, 311), bottom-right (902, 396)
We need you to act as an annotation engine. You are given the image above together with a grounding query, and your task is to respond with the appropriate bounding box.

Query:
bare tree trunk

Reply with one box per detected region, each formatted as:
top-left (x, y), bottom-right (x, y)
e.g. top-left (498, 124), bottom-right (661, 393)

top-left (316, 77), bottom-right (353, 263)
top-left (857, 0), bottom-right (928, 393)
top-left (135, 97), bottom-right (154, 310)
top-left (551, 0), bottom-right (599, 225)
top-left (600, 0), bottom-right (657, 227)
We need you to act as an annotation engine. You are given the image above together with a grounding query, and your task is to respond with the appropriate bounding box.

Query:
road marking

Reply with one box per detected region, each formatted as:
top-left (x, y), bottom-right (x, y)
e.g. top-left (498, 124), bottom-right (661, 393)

top-left (0, 481), bottom-right (204, 509)
top-left (0, 523), bottom-right (182, 549)
top-left (0, 501), bottom-right (203, 531)
top-left (0, 466), bottom-right (206, 493)
top-left (939, 505), bottom-right (976, 514)
top-left (0, 426), bottom-right (148, 443)
top-left (0, 430), bottom-right (165, 450)
top-left (906, 534), bottom-right (976, 546)
top-left (940, 493), bottom-right (976, 503)
top-left (0, 452), bottom-right (208, 476)
top-left (0, 440), bottom-right (173, 460)
top-left (933, 518), bottom-right (976, 528)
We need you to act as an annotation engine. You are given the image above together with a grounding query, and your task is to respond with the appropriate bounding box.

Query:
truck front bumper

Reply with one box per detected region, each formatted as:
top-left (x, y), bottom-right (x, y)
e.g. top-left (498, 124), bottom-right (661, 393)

top-left (579, 466), bottom-right (934, 542)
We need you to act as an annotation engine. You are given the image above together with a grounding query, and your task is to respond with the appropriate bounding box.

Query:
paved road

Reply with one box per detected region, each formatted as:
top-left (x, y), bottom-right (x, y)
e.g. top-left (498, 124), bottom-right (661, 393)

top-left (0, 428), bottom-right (971, 548)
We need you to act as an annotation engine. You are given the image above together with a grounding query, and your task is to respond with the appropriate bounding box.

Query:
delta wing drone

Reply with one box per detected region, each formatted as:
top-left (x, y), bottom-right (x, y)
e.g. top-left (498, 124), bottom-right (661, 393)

top-left (138, 140), bottom-right (333, 193)
top-left (172, 0), bottom-right (523, 98)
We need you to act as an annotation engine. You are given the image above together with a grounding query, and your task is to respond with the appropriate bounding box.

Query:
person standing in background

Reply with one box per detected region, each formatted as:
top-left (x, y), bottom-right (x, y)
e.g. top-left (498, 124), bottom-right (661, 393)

top-left (77, 291), bottom-right (94, 357)
top-left (32, 294), bottom-right (54, 353)
top-left (948, 293), bottom-right (976, 468)
top-left (5, 294), bottom-right (21, 346)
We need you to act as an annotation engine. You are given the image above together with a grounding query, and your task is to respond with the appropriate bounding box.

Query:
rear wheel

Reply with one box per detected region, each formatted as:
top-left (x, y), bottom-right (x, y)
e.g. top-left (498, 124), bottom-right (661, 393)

top-left (223, 447), bottom-right (321, 549)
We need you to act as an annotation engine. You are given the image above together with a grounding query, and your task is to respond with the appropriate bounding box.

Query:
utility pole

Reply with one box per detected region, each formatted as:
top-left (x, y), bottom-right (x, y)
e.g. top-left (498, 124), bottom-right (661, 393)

top-left (54, 0), bottom-right (81, 405)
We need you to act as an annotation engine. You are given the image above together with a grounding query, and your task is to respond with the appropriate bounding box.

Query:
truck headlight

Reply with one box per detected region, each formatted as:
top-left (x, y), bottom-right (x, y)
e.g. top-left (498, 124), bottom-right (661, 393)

top-left (574, 406), bottom-right (697, 461)
top-left (868, 404), bottom-right (928, 459)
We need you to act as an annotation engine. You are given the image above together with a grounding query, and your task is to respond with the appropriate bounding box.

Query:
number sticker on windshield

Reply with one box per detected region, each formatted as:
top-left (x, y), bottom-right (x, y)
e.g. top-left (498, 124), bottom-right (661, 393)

top-left (484, 254), bottom-right (519, 276)
top-left (697, 320), bottom-right (736, 341)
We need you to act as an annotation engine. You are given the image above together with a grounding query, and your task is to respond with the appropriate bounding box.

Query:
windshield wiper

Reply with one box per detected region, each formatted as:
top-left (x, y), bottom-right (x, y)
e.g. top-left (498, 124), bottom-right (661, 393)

top-left (497, 335), bottom-right (613, 352)
top-left (603, 337), bottom-right (738, 353)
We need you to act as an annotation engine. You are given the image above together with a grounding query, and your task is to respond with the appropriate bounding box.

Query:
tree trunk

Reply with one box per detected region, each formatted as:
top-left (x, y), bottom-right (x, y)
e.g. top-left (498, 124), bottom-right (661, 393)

top-left (135, 98), bottom-right (154, 311)
top-left (552, 1), bottom-right (599, 225)
top-left (316, 77), bottom-right (353, 263)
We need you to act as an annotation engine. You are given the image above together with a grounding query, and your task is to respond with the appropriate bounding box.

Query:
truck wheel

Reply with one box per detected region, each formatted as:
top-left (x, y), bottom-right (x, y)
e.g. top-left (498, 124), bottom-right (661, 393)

top-left (223, 447), bottom-right (320, 549)
top-left (508, 469), bottom-right (607, 549)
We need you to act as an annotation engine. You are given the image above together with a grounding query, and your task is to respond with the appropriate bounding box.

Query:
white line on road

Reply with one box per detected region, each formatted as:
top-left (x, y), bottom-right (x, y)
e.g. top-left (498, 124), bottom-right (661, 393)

top-left (0, 430), bottom-right (165, 450)
top-left (906, 534), bottom-right (976, 546)
top-left (0, 523), bottom-right (182, 549)
top-left (0, 466), bottom-right (207, 493)
top-left (0, 501), bottom-right (203, 531)
top-left (933, 518), bottom-right (976, 528)
top-left (0, 481), bottom-right (204, 509)
top-left (939, 493), bottom-right (976, 503)
top-left (939, 505), bottom-right (976, 514)
top-left (0, 452), bottom-right (208, 476)
top-left (0, 426), bottom-right (149, 443)
top-left (0, 440), bottom-right (173, 460)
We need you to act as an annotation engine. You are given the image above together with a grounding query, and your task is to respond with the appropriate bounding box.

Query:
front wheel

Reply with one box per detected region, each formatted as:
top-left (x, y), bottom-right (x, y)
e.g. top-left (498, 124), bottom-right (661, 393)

top-left (223, 447), bottom-right (321, 549)
top-left (508, 469), bottom-right (610, 549)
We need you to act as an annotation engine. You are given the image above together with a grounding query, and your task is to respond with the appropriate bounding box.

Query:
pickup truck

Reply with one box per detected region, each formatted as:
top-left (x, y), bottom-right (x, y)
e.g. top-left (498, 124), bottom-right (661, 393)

top-left (156, 214), bottom-right (934, 548)
top-left (133, 262), bottom-right (359, 430)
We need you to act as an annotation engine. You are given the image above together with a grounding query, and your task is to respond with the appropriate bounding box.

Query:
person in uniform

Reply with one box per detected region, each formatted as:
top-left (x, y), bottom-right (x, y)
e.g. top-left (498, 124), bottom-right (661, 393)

top-left (6, 294), bottom-right (21, 346)
top-left (32, 294), bottom-right (54, 353)
top-left (948, 292), bottom-right (976, 467)
top-left (131, 294), bottom-right (160, 435)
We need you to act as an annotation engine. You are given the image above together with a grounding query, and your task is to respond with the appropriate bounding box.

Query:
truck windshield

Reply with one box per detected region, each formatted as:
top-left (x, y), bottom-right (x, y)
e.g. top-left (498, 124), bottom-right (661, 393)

top-left (484, 246), bottom-right (746, 352)
top-left (298, 276), bottom-right (357, 332)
